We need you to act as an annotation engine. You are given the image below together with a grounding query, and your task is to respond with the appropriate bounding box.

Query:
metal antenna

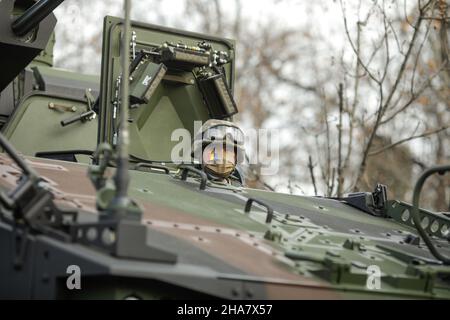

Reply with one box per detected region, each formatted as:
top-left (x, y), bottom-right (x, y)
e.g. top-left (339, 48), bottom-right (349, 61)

top-left (111, 0), bottom-right (132, 216)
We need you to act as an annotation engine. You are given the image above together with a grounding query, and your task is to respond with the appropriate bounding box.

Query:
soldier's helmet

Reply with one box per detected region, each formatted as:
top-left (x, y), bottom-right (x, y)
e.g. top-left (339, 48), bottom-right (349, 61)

top-left (192, 119), bottom-right (245, 179)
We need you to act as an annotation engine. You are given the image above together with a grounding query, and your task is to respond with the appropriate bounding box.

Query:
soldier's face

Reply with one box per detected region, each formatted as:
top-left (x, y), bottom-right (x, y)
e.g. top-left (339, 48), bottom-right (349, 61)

top-left (202, 143), bottom-right (236, 177)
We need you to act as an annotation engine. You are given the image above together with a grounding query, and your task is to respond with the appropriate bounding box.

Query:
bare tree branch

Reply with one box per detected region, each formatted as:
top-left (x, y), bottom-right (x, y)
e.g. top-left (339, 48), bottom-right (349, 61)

top-left (308, 155), bottom-right (318, 196)
top-left (352, 3), bottom-right (428, 190)
top-left (213, 0), bottom-right (223, 34)
top-left (369, 126), bottom-right (449, 156)
top-left (337, 83), bottom-right (344, 197)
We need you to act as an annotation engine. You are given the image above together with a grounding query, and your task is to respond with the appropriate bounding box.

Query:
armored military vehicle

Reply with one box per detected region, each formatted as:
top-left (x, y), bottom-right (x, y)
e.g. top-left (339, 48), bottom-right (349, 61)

top-left (0, 0), bottom-right (449, 299)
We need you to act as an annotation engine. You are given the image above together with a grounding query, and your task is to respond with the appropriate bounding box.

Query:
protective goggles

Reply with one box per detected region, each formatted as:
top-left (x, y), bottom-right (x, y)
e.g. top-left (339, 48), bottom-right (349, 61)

top-left (202, 125), bottom-right (244, 145)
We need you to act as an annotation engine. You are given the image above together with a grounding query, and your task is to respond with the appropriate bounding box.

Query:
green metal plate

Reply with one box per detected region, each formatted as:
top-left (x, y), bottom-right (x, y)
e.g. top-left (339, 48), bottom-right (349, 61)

top-left (3, 92), bottom-right (97, 158)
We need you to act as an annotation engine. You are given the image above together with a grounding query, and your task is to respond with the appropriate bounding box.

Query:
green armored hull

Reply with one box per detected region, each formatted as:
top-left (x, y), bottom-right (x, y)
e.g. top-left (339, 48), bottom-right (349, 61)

top-left (0, 154), bottom-right (449, 299)
top-left (0, 0), bottom-right (449, 300)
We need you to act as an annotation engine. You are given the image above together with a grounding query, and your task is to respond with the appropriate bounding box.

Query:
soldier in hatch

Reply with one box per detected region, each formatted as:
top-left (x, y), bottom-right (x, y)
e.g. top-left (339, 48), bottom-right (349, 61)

top-left (192, 119), bottom-right (245, 186)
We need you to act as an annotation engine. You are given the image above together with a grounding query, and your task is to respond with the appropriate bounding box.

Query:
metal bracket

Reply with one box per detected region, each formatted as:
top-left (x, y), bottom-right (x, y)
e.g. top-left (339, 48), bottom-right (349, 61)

top-left (69, 220), bottom-right (118, 253)
top-left (386, 200), bottom-right (450, 240)
top-left (1, 170), bottom-right (77, 269)
top-left (69, 218), bottom-right (177, 263)
top-left (131, 31), bottom-right (137, 60)
top-left (244, 198), bottom-right (274, 223)
top-left (340, 183), bottom-right (387, 217)
top-left (88, 143), bottom-right (114, 190)
top-left (60, 89), bottom-right (97, 127)
top-left (134, 163), bottom-right (170, 174)
top-left (179, 165), bottom-right (207, 190)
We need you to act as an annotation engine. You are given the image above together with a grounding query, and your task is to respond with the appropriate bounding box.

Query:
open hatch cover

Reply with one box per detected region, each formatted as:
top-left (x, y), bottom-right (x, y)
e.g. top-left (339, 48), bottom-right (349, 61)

top-left (98, 16), bottom-right (236, 163)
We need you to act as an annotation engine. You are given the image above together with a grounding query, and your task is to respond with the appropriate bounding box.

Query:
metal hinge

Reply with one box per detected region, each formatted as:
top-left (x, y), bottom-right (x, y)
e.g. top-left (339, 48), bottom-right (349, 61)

top-left (339, 183), bottom-right (388, 217)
